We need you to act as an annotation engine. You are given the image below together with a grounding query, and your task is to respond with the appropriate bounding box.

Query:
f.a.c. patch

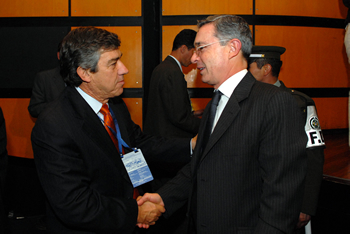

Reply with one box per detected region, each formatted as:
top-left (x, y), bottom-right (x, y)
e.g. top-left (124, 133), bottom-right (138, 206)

top-left (305, 106), bottom-right (325, 148)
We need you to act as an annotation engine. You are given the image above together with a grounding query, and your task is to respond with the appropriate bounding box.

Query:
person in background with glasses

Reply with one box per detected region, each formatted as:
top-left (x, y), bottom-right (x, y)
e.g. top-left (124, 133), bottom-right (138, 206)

top-left (138, 15), bottom-right (307, 233)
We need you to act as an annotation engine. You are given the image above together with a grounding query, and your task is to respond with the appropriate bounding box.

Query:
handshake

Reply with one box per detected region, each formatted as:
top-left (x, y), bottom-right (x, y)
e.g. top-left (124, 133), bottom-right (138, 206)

top-left (136, 193), bottom-right (165, 229)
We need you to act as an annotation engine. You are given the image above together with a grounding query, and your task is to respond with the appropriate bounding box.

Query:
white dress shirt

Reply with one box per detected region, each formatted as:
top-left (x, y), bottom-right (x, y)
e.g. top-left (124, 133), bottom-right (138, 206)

top-left (212, 69), bottom-right (248, 131)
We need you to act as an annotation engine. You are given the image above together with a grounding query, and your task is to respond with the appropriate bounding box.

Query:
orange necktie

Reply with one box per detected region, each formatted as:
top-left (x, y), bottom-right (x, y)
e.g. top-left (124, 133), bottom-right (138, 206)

top-left (99, 103), bottom-right (139, 199)
top-left (100, 104), bottom-right (121, 152)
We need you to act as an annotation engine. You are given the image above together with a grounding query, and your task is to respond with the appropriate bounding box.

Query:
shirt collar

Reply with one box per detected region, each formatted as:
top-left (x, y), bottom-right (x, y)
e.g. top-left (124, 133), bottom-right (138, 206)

top-left (217, 69), bottom-right (248, 98)
top-left (75, 87), bottom-right (103, 114)
top-left (168, 55), bottom-right (182, 72)
top-left (274, 79), bottom-right (281, 87)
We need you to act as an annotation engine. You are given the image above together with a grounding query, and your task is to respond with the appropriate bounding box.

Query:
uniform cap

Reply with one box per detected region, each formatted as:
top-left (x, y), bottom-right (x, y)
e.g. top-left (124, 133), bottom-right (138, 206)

top-left (249, 46), bottom-right (286, 60)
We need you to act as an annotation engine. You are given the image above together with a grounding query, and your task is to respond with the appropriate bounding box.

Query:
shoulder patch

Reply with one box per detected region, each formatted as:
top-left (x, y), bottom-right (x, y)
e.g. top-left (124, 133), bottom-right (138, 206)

top-left (305, 106), bottom-right (325, 148)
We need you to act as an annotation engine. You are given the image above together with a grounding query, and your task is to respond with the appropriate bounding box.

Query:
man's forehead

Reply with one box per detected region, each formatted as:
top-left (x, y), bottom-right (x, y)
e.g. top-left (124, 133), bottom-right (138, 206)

top-left (99, 49), bottom-right (122, 61)
top-left (194, 24), bottom-right (215, 45)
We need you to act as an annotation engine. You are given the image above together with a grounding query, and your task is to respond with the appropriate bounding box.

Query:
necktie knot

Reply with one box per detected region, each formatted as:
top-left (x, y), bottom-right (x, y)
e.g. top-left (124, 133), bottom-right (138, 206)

top-left (100, 103), bottom-right (116, 135)
top-left (100, 103), bottom-right (110, 117)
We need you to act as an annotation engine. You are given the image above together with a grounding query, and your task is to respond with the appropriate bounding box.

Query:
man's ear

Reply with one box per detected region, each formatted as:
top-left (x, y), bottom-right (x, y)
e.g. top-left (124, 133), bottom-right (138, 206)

top-left (263, 64), bottom-right (272, 76)
top-left (228, 39), bottom-right (241, 59)
top-left (77, 67), bottom-right (91, 83)
top-left (180, 44), bottom-right (187, 54)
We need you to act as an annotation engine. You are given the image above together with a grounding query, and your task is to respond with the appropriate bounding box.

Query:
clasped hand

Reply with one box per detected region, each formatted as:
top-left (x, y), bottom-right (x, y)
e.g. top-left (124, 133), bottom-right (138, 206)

top-left (136, 193), bottom-right (165, 229)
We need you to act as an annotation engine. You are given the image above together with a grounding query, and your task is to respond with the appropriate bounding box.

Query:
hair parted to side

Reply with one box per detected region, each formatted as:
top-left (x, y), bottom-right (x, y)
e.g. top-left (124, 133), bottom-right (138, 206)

top-left (197, 15), bottom-right (252, 61)
top-left (60, 27), bottom-right (121, 87)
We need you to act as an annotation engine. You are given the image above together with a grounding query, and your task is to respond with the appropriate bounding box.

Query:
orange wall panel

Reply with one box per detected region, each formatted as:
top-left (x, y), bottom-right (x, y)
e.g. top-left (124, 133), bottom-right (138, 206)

top-left (71, 0), bottom-right (141, 16)
top-left (72, 26), bottom-right (142, 88)
top-left (123, 98), bottom-right (143, 128)
top-left (191, 98), bottom-right (211, 113)
top-left (255, 26), bottom-right (350, 88)
top-left (255, 0), bottom-right (347, 19)
top-left (162, 0), bottom-right (252, 16)
top-left (313, 97), bottom-right (348, 130)
top-left (0, 99), bottom-right (35, 159)
top-left (0, 0), bottom-right (68, 17)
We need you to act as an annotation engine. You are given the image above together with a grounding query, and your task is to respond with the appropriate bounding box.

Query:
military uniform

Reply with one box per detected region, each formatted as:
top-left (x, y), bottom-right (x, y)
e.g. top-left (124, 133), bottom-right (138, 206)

top-left (249, 46), bottom-right (326, 227)
top-left (279, 80), bottom-right (325, 216)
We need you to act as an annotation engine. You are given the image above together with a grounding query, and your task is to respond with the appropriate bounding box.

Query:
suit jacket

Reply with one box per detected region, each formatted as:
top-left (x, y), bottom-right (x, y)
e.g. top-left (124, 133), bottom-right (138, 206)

top-left (28, 66), bottom-right (66, 118)
top-left (158, 72), bottom-right (307, 234)
top-left (144, 56), bottom-right (200, 139)
top-left (31, 86), bottom-right (191, 234)
top-left (279, 81), bottom-right (325, 216)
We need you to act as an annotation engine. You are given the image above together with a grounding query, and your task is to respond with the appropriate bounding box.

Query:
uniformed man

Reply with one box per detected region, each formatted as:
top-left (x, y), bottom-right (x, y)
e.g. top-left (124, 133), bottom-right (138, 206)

top-left (248, 45), bottom-right (325, 234)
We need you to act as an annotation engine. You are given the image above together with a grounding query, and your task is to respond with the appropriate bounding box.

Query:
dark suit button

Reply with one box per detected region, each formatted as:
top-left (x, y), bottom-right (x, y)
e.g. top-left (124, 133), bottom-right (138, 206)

top-left (200, 178), bottom-right (206, 182)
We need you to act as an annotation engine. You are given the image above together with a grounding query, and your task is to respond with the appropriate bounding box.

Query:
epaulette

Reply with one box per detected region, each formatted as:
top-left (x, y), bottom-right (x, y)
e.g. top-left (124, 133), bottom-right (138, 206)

top-left (290, 89), bottom-right (315, 106)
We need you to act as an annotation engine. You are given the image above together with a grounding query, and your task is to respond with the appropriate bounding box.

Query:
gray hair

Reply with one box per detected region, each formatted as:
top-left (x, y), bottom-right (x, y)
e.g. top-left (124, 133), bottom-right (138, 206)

top-left (60, 27), bottom-right (121, 86)
top-left (198, 15), bottom-right (252, 61)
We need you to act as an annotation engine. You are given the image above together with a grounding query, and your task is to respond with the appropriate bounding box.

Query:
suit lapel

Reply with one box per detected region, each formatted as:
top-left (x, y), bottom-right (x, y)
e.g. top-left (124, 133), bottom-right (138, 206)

top-left (67, 87), bottom-right (131, 184)
top-left (199, 73), bottom-right (256, 163)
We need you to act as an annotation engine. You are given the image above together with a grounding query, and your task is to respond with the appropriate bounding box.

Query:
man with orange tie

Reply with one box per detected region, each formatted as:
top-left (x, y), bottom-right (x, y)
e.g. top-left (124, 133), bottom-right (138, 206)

top-left (31, 27), bottom-right (193, 234)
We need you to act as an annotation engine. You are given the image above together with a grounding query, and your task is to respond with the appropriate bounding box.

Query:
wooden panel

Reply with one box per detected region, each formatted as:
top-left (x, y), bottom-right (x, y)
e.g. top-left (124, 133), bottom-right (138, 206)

top-left (72, 26), bottom-right (142, 88)
top-left (313, 97), bottom-right (348, 130)
top-left (191, 98), bottom-right (211, 113)
top-left (162, 0), bottom-right (252, 16)
top-left (72, 0), bottom-right (141, 16)
top-left (0, 99), bottom-right (35, 159)
top-left (255, 26), bottom-right (350, 88)
top-left (122, 98), bottom-right (143, 128)
top-left (255, 0), bottom-right (347, 19)
top-left (0, 0), bottom-right (68, 17)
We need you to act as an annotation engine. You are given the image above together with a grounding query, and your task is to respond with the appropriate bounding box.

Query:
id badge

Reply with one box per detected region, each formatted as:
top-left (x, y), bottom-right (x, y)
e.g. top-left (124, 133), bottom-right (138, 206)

top-left (121, 149), bottom-right (153, 187)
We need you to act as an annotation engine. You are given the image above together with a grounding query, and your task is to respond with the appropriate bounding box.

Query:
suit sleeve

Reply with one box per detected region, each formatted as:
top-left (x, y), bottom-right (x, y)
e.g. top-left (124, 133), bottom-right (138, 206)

top-left (301, 147), bottom-right (324, 215)
top-left (159, 71), bottom-right (200, 135)
top-left (156, 162), bottom-right (192, 218)
top-left (31, 115), bottom-right (138, 233)
top-left (28, 72), bottom-right (48, 118)
top-left (256, 91), bottom-right (307, 233)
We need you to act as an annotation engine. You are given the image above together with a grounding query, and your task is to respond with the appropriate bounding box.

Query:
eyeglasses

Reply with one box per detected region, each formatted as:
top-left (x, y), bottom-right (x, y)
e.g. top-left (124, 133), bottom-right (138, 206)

top-left (193, 40), bottom-right (227, 55)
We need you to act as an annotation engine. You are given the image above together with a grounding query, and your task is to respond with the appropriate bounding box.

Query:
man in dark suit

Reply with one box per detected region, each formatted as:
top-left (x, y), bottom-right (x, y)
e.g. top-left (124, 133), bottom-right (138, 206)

top-left (138, 15), bottom-right (307, 233)
top-left (144, 29), bottom-right (201, 139)
top-left (28, 42), bottom-right (66, 118)
top-left (144, 29), bottom-right (200, 234)
top-left (31, 27), bottom-right (193, 234)
top-left (248, 45), bottom-right (325, 233)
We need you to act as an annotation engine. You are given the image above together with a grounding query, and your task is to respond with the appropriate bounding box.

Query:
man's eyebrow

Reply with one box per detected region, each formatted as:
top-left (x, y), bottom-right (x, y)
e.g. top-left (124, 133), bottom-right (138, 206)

top-left (107, 53), bottom-right (123, 65)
